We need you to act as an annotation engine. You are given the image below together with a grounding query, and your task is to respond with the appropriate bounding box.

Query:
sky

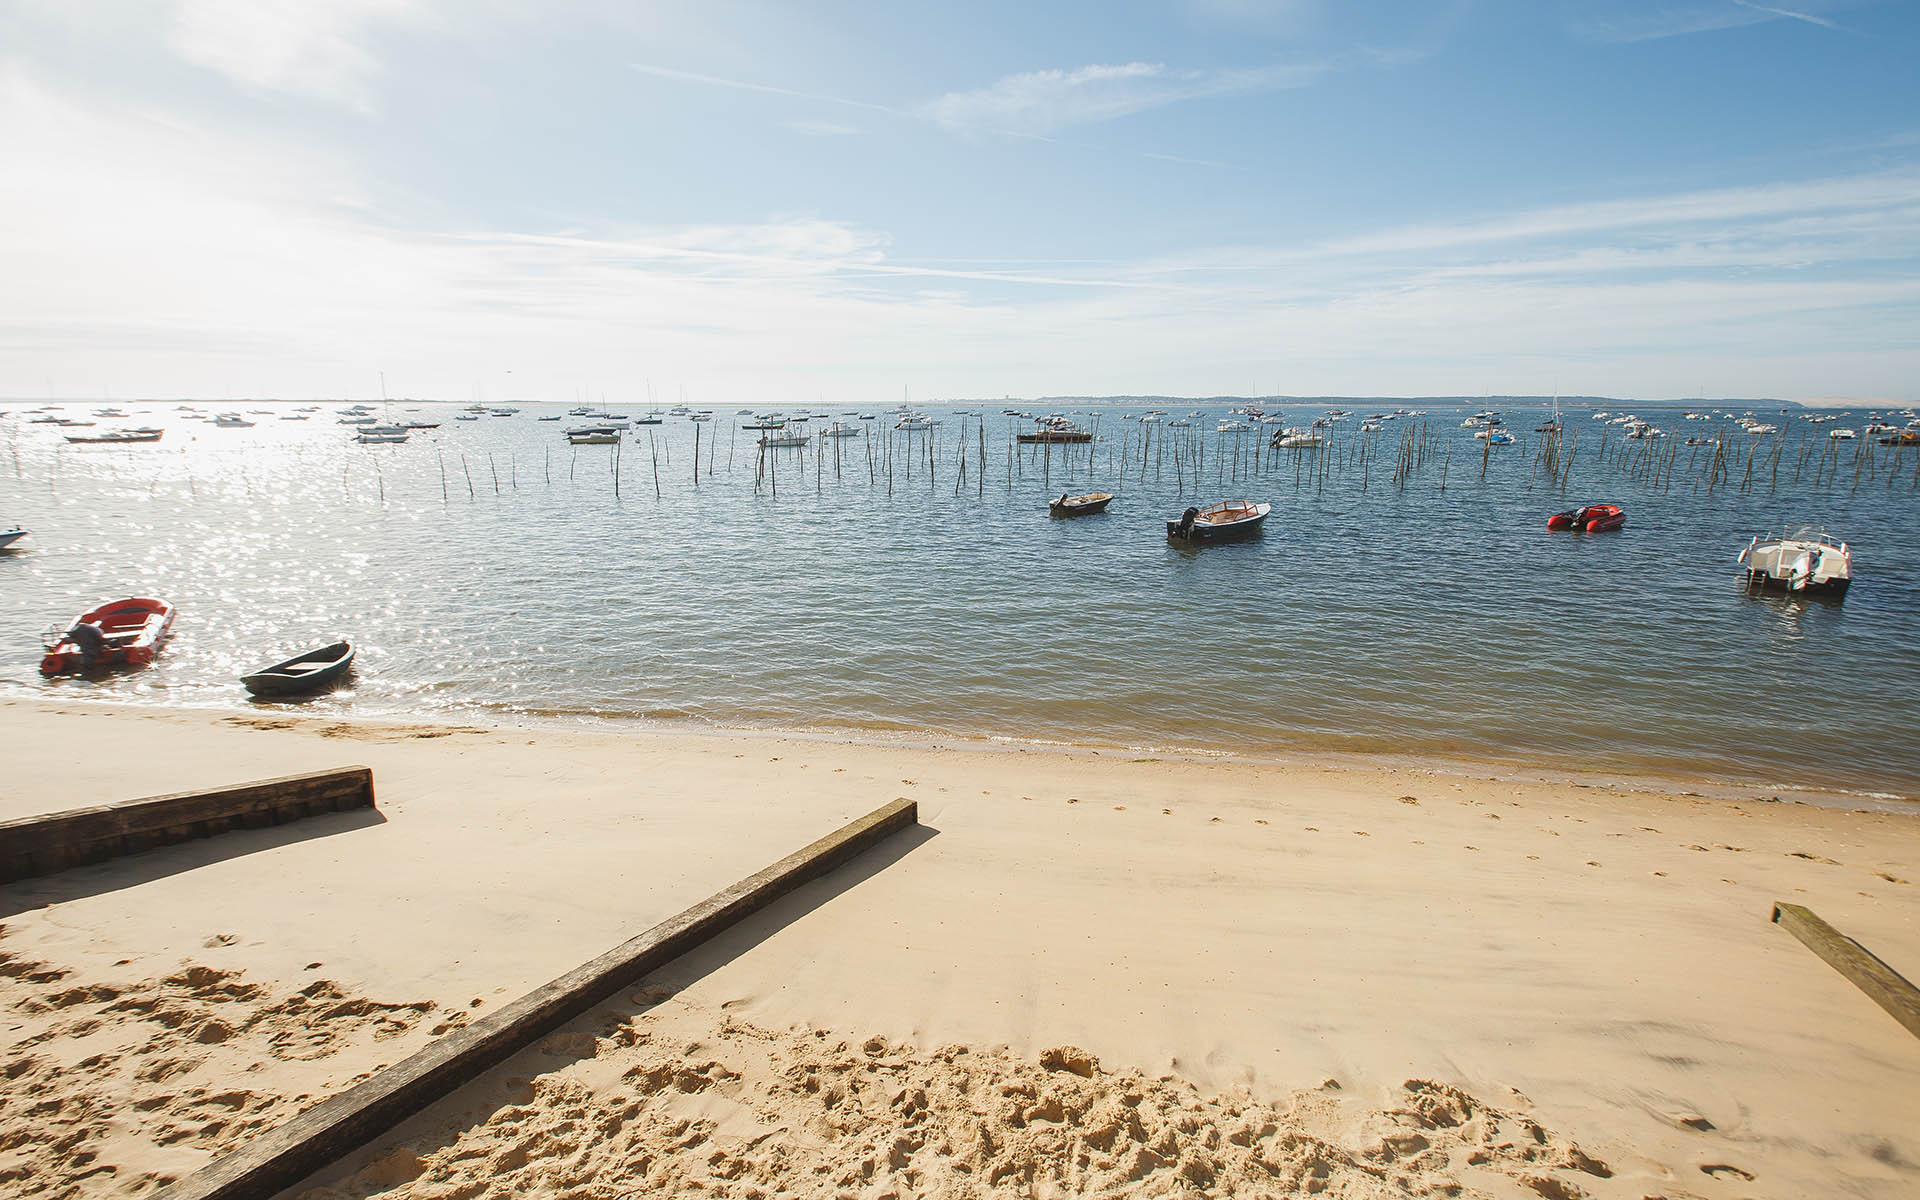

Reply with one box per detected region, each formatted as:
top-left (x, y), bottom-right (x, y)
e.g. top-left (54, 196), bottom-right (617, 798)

top-left (2, 0), bottom-right (1916, 406)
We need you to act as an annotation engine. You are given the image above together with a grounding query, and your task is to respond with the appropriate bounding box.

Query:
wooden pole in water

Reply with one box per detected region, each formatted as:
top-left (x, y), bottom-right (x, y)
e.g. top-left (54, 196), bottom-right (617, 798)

top-left (649, 430), bottom-right (661, 499)
top-left (461, 455), bottom-right (475, 498)
top-left (693, 422), bottom-right (700, 487)
top-left (438, 451), bottom-right (448, 502)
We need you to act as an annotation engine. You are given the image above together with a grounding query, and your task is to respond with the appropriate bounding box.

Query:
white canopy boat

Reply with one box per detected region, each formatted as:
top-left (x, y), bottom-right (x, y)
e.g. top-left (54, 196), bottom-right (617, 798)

top-left (1739, 527), bottom-right (1852, 597)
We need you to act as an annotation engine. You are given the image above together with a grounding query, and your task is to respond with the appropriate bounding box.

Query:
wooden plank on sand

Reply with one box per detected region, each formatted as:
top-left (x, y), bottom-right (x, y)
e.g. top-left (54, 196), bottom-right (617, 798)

top-left (1771, 901), bottom-right (1920, 1041)
top-left (153, 796), bottom-right (921, 1200)
top-left (0, 767), bottom-right (375, 883)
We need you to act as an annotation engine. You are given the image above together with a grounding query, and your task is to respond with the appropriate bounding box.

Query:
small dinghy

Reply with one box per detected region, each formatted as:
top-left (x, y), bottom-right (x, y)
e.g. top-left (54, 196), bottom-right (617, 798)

top-left (1739, 528), bottom-right (1851, 597)
top-left (41, 597), bottom-right (175, 675)
top-left (1167, 500), bottom-right (1270, 542)
top-left (1049, 491), bottom-right (1114, 517)
top-left (241, 641), bottom-right (356, 696)
top-left (1547, 503), bottom-right (1626, 532)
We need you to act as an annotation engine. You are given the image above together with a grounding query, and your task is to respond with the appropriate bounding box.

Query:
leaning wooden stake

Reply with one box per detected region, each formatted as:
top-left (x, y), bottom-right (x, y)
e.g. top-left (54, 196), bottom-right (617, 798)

top-left (1771, 902), bottom-right (1920, 1040)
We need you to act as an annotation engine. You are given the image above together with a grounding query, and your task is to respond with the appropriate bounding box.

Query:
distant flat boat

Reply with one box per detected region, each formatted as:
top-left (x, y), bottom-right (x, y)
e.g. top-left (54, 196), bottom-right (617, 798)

top-left (1546, 503), bottom-right (1625, 532)
top-left (40, 597), bottom-right (175, 675)
top-left (1739, 528), bottom-right (1852, 597)
top-left (1167, 500), bottom-right (1270, 542)
top-left (64, 428), bottom-right (163, 444)
top-left (1049, 491), bottom-right (1114, 517)
top-left (241, 640), bottom-right (356, 696)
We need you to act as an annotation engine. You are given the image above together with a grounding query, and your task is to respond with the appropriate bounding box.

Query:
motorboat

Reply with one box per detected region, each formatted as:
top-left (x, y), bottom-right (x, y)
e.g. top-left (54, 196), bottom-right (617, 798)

top-left (1271, 429), bottom-right (1322, 448)
top-left (566, 426), bottom-right (620, 445)
top-left (241, 641), bottom-right (356, 697)
top-left (1739, 528), bottom-right (1851, 597)
top-left (758, 431), bottom-right (810, 448)
top-left (1167, 500), bottom-right (1270, 542)
top-left (1547, 503), bottom-right (1625, 532)
top-left (40, 597), bottom-right (176, 675)
top-left (354, 430), bottom-right (409, 444)
top-left (1485, 429), bottom-right (1516, 445)
top-left (212, 414), bottom-right (255, 428)
top-left (1049, 491), bottom-right (1114, 517)
top-left (0, 526), bottom-right (27, 551)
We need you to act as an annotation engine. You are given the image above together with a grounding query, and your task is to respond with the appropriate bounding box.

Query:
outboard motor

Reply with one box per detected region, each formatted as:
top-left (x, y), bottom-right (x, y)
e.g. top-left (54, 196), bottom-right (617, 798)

top-left (1176, 507), bottom-right (1199, 538)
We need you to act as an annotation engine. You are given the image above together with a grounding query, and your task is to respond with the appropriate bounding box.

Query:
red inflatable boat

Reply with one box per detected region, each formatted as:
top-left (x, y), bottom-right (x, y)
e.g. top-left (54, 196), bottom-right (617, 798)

top-left (40, 597), bottom-right (175, 675)
top-left (1547, 503), bottom-right (1626, 533)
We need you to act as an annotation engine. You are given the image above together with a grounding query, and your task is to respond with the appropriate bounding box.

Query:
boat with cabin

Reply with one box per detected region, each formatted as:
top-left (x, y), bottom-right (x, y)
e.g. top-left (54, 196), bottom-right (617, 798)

top-left (1738, 527), bottom-right (1852, 597)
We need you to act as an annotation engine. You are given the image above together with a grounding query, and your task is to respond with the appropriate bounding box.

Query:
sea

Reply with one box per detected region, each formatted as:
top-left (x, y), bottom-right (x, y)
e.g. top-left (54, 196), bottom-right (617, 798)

top-left (3, 397), bottom-right (1917, 806)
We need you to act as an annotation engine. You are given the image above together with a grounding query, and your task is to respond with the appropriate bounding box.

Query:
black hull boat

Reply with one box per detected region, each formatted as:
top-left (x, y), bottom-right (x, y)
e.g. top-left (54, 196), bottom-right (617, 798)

top-left (241, 641), bottom-right (356, 696)
top-left (1049, 492), bottom-right (1114, 517)
top-left (1167, 500), bottom-right (1269, 542)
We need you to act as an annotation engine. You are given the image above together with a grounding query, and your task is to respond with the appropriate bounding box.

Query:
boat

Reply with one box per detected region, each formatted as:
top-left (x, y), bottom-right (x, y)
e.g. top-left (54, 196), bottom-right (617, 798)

top-left (566, 426), bottom-right (620, 445)
top-left (1167, 500), bottom-right (1270, 542)
top-left (0, 526), bottom-right (27, 551)
top-left (1546, 503), bottom-right (1626, 532)
top-left (354, 430), bottom-right (410, 444)
top-left (212, 414), bottom-right (254, 428)
top-left (1270, 430), bottom-right (1322, 449)
top-left (758, 431), bottom-right (810, 448)
top-left (65, 428), bottom-right (163, 444)
top-left (1049, 491), bottom-right (1114, 517)
top-left (1828, 428), bottom-right (1856, 440)
top-left (1878, 430), bottom-right (1920, 447)
top-left (40, 597), bottom-right (175, 675)
top-left (241, 640), bottom-right (356, 697)
top-left (819, 422), bottom-right (862, 438)
top-left (1739, 528), bottom-right (1852, 597)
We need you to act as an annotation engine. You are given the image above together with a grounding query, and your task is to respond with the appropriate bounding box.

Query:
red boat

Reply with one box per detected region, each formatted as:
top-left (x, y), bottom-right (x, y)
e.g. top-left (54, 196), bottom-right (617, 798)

top-left (1547, 503), bottom-right (1626, 533)
top-left (40, 597), bottom-right (175, 675)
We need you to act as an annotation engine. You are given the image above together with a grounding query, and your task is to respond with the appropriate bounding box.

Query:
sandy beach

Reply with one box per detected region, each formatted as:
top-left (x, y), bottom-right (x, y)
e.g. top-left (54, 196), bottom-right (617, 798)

top-left (3, 697), bottom-right (1917, 1199)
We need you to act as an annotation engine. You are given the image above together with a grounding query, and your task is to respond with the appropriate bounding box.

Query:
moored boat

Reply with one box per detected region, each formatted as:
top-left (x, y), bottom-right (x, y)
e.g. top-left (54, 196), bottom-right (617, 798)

top-left (40, 597), bottom-right (175, 675)
top-left (64, 428), bottom-right (163, 444)
top-left (1049, 491), bottom-right (1114, 517)
top-left (1546, 503), bottom-right (1626, 532)
top-left (1167, 500), bottom-right (1269, 542)
top-left (1739, 528), bottom-right (1852, 597)
top-left (241, 640), bottom-right (356, 697)
top-left (0, 526), bottom-right (28, 551)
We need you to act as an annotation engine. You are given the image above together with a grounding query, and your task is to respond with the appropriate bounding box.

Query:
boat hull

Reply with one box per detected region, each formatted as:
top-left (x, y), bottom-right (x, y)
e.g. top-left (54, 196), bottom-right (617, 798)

top-left (1547, 504), bottom-right (1625, 532)
top-left (1049, 493), bottom-right (1114, 517)
top-left (41, 597), bottom-right (175, 675)
top-left (242, 641), bottom-right (356, 696)
top-left (0, 528), bottom-right (26, 551)
top-left (1167, 502), bottom-right (1270, 542)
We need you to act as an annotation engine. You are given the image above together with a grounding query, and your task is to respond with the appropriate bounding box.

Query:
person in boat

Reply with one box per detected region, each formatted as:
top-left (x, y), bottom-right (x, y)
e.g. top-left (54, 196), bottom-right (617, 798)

top-left (66, 620), bottom-right (108, 669)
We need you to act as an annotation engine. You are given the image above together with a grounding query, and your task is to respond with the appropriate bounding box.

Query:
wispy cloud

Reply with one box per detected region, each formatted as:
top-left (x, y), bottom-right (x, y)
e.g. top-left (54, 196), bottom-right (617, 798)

top-left (168, 0), bottom-right (432, 112)
top-left (785, 118), bottom-right (861, 137)
top-left (1142, 150), bottom-right (1248, 171)
top-left (1574, 0), bottom-right (1846, 43)
top-left (917, 60), bottom-right (1325, 136)
top-left (629, 63), bottom-right (897, 115)
top-left (1732, 0), bottom-right (1841, 29)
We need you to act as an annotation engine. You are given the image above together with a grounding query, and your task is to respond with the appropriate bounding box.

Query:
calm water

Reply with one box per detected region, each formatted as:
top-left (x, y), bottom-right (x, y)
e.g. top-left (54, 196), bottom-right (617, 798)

top-left (3, 399), bottom-right (1918, 803)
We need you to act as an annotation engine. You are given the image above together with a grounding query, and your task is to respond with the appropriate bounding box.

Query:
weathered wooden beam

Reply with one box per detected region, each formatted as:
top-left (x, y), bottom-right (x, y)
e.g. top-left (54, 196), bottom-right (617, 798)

top-left (154, 796), bottom-right (920, 1200)
top-left (1771, 902), bottom-right (1920, 1041)
top-left (0, 768), bottom-right (375, 883)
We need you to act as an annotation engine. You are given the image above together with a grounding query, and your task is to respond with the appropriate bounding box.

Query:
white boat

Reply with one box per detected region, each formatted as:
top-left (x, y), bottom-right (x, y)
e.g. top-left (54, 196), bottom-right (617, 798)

top-left (759, 431), bottom-right (810, 448)
top-left (1167, 499), bottom-right (1270, 542)
top-left (819, 422), bottom-right (862, 438)
top-left (354, 430), bottom-right (409, 444)
top-left (896, 416), bottom-right (934, 430)
top-left (212, 414), bottom-right (254, 428)
top-left (1738, 528), bottom-right (1852, 597)
top-left (1829, 428), bottom-right (1857, 440)
top-left (566, 426), bottom-right (620, 445)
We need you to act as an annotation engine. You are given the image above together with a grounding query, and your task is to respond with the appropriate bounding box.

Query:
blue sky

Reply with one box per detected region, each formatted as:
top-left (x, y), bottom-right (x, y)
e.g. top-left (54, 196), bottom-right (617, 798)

top-left (2, 0), bottom-right (1915, 404)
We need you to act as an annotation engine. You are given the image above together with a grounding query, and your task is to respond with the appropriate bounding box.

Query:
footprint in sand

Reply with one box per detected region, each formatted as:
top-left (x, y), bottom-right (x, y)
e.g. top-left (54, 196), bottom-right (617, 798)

top-left (1701, 1163), bottom-right (1755, 1180)
top-left (1787, 851), bottom-right (1839, 864)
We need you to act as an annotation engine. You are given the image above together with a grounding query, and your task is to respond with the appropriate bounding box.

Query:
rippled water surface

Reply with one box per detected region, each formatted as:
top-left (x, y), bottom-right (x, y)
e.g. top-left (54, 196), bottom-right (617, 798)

top-left (4, 399), bottom-right (1918, 801)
